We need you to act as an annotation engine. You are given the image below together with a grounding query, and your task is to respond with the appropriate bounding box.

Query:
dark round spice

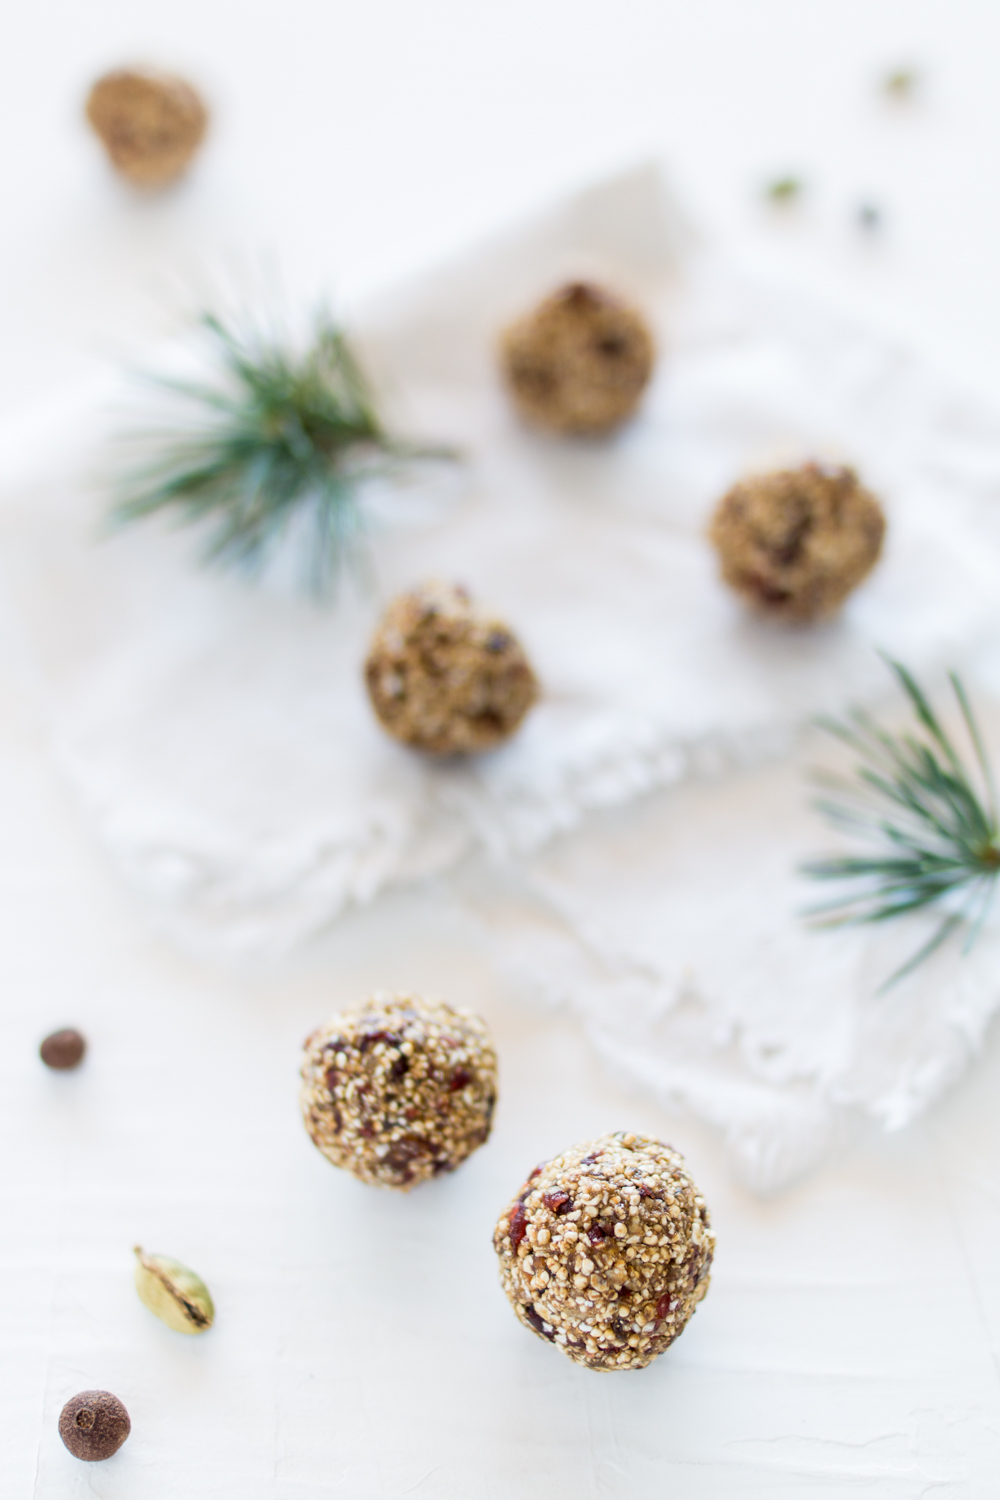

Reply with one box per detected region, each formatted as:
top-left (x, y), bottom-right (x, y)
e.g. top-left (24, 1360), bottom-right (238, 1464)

top-left (58, 1390), bottom-right (130, 1462)
top-left (39, 1029), bottom-right (86, 1070)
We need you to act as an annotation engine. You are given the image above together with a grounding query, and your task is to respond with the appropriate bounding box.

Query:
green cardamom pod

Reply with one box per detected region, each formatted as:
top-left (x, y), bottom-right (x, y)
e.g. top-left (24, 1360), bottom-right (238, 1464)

top-left (133, 1246), bottom-right (215, 1335)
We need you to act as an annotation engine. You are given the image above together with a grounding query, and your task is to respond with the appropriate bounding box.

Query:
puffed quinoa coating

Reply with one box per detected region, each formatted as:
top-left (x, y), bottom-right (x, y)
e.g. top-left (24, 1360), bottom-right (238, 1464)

top-left (301, 992), bottom-right (497, 1189)
top-left (493, 1132), bottom-right (715, 1371)
top-left (501, 281), bottom-right (655, 435)
top-left (364, 582), bottom-right (538, 755)
top-left (709, 462), bottom-right (885, 622)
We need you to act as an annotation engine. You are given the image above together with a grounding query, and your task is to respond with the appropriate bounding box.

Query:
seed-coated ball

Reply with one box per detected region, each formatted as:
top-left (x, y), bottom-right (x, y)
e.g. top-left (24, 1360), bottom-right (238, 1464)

top-left (301, 992), bottom-right (498, 1189)
top-left (39, 1029), bottom-right (86, 1070)
top-left (501, 281), bottom-right (655, 435)
top-left (494, 1132), bottom-right (715, 1371)
top-left (85, 68), bottom-right (208, 187)
top-left (364, 582), bottom-right (538, 755)
top-left (58, 1390), bottom-right (130, 1462)
top-left (709, 462), bottom-right (886, 622)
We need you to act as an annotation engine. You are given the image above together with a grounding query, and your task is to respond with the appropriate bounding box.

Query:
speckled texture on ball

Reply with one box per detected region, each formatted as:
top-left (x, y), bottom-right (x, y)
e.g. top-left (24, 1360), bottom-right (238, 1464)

top-left (493, 1132), bottom-right (715, 1371)
top-left (709, 462), bottom-right (886, 622)
top-left (86, 69), bottom-right (208, 186)
top-left (364, 582), bottom-right (538, 755)
top-left (301, 993), bottom-right (498, 1189)
top-left (501, 281), bottom-right (655, 434)
top-left (58, 1390), bottom-right (131, 1462)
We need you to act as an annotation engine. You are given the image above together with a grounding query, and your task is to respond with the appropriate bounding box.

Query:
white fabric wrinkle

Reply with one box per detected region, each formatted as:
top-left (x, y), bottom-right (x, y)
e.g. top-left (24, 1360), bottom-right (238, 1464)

top-left (4, 165), bottom-right (1000, 1180)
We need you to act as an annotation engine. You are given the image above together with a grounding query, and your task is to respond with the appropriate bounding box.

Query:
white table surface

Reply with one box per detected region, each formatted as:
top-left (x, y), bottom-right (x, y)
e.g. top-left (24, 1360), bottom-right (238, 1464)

top-left (4, 4), bottom-right (1000, 1496)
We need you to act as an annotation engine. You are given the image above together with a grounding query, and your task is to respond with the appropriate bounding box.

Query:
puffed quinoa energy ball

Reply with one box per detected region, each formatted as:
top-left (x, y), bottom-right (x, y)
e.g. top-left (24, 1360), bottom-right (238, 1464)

top-left (501, 281), bottom-right (655, 435)
top-left (364, 582), bottom-right (538, 755)
top-left (709, 461), bottom-right (886, 623)
top-left (494, 1132), bottom-right (715, 1371)
top-left (301, 993), bottom-right (498, 1189)
top-left (85, 68), bottom-right (208, 187)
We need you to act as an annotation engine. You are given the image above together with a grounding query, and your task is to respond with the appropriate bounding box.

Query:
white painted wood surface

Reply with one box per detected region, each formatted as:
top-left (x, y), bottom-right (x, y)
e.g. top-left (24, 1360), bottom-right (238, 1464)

top-left (3, 3), bottom-right (1000, 1494)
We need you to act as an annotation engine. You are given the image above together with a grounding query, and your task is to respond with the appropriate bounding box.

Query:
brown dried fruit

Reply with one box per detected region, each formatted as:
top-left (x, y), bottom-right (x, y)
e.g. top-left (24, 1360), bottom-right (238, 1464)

top-left (543, 1189), bottom-right (572, 1215)
top-left (58, 1390), bottom-right (130, 1462)
top-left (364, 582), bottom-right (538, 756)
top-left (501, 281), bottom-right (655, 435)
top-left (709, 462), bottom-right (886, 622)
top-left (383, 1135), bottom-right (431, 1175)
top-left (508, 1202), bottom-right (528, 1250)
top-left (39, 1029), bottom-right (86, 1070)
top-left (523, 1304), bottom-right (555, 1341)
top-left (86, 68), bottom-right (208, 187)
top-left (360, 1030), bottom-right (400, 1050)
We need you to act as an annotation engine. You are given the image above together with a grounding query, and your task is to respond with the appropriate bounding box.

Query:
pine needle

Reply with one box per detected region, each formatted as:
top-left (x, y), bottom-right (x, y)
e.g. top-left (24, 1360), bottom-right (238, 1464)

top-left (801, 658), bottom-right (1000, 988)
top-left (109, 309), bottom-right (450, 596)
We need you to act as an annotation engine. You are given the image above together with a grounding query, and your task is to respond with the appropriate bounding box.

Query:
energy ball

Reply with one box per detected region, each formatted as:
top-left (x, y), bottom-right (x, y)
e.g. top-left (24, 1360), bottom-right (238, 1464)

top-left (501, 281), bottom-right (655, 435)
top-left (58, 1390), bottom-right (130, 1462)
top-left (493, 1132), bottom-right (715, 1372)
top-left (364, 582), bottom-right (538, 755)
top-left (301, 992), bottom-right (498, 1190)
top-left (86, 68), bottom-right (208, 187)
top-left (709, 462), bottom-right (886, 623)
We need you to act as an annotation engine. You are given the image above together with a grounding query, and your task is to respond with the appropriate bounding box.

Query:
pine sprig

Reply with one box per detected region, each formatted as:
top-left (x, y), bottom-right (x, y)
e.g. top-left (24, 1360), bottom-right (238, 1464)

top-left (110, 310), bottom-right (447, 595)
top-left (802, 659), bottom-right (1000, 987)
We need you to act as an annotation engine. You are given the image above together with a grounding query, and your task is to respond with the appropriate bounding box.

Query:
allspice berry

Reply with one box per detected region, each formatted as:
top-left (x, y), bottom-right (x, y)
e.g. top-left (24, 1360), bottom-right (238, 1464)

top-left (85, 68), bottom-right (208, 187)
top-left (501, 281), bottom-right (655, 435)
top-left (709, 462), bottom-right (886, 623)
top-left (364, 582), bottom-right (538, 755)
top-left (39, 1028), bottom-right (86, 1070)
top-left (58, 1390), bottom-right (130, 1462)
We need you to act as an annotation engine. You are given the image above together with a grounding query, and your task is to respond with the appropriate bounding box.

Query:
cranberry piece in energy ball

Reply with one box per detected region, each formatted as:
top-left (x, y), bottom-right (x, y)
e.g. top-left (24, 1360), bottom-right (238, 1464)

top-left (39, 1028), bottom-right (86, 1070)
top-left (709, 462), bottom-right (886, 623)
top-left (493, 1132), bottom-right (715, 1371)
top-left (300, 993), bottom-right (498, 1189)
top-left (364, 582), bottom-right (538, 756)
top-left (501, 281), bottom-right (655, 435)
top-left (58, 1391), bottom-right (130, 1462)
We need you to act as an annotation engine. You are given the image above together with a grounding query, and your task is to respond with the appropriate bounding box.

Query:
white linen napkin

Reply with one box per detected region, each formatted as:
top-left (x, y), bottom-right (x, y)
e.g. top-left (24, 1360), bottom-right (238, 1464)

top-left (450, 712), bottom-right (1000, 1193)
top-left (2, 163), bottom-right (1000, 957)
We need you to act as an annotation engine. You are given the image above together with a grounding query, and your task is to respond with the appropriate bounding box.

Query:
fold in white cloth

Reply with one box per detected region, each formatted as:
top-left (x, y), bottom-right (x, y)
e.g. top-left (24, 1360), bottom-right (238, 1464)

top-left (3, 164), bottom-right (1000, 1186)
top-left (452, 722), bottom-right (1000, 1192)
